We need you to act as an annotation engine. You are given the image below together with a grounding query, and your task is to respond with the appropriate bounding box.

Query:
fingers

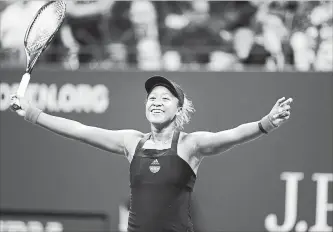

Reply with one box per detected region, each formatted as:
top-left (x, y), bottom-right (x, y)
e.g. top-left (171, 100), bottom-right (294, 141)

top-left (17, 109), bottom-right (25, 117)
top-left (282, 110), bottom-right (290, 117)
top-left (9, 94), bottom-right (22, 112)
top-left (277, 105), bottom-right (290, 114)
top-left (10, 93), bottom-right (21, 102)
top-left (10, 94), bottom-right (17, 106)
top-left (10, 94), bottom-right (17, 100)
top-left (280, 97), bottom-right (293, 107)
top-left (276, 97), bottom-right (293, 107)
top-left (10, 100), bottom-right (22, 112)
top-left (278, 109), bottom-right (291, 119)
top-left (276, 97), bottom-right (286, 105)
top-left (282, 104), bottom-right (291, 112)
top-left (270, 97), bottom-right (293, 126)
top-left (284, 112), bottom-right (290, 119)
top-left (280, 98), bottom-right (293, 116)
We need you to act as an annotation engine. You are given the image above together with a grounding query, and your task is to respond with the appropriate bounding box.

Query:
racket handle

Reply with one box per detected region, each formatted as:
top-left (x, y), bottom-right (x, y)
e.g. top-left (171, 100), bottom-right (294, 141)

top-left (11, 73), bottom-right (30, 112)
top-left (17, 73), bottom-right (30, 98)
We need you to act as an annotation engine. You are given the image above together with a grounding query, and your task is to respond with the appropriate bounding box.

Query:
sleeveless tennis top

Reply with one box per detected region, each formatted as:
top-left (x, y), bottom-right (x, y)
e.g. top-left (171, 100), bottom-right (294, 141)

top-left (128, 130), bottom-right (197, 232)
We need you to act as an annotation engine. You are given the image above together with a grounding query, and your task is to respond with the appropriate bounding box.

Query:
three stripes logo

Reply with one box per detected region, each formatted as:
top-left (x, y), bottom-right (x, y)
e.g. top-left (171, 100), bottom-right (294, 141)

top-left (149, 159), bottom-right (161, 173)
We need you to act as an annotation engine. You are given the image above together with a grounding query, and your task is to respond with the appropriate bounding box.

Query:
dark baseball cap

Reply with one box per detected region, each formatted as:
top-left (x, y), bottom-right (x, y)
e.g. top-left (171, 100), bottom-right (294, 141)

top-left (145, 75), bottom-right (184, 106)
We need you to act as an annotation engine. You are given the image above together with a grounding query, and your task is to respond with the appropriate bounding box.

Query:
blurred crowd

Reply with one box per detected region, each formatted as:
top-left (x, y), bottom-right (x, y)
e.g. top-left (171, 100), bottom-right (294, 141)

top-left (0, 0), bottom-right (332, 71)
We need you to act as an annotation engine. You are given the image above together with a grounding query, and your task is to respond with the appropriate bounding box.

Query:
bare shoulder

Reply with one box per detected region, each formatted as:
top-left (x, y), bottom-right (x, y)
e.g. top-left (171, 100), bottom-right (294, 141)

top-left (179, 131), bottom-right (196, 144)
top-left (178, 131), bottom-right (214, 157)
top-left (178, 131), bottom-right (200, 155)
top-left (123, 129), bottom-right (145, 148)
top-left (178, 131), bottom-right (204, 174)
top-left (122, 129), bottom-right (144, 140)
top-left (179, 131), bottom-right (208, 146)
top-left (122, 130), bottom-right (145, 162)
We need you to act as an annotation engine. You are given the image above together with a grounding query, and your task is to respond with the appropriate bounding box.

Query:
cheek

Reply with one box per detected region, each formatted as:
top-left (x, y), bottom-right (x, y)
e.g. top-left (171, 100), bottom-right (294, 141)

top-left (144, 103), bottom-right (149, 115)
top-left (167, 104), bottom-right (179, 115)
top-left (145, 101), bottom-right (150, 110)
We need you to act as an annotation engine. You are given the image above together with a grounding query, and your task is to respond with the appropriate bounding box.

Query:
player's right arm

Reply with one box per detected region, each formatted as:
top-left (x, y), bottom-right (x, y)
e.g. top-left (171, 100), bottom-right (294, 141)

top-left (10, 94), bottom-right (143, 157)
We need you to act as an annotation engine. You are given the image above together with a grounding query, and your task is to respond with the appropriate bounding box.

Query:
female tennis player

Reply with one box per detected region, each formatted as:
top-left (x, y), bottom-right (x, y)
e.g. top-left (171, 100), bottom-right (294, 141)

top-left (10, 75), bottom-right (293, 232)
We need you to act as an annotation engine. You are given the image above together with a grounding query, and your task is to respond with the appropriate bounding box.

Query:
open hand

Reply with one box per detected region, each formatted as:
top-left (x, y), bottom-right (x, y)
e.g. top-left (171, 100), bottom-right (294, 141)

top-left (268, 97), bottom-right (293, 127)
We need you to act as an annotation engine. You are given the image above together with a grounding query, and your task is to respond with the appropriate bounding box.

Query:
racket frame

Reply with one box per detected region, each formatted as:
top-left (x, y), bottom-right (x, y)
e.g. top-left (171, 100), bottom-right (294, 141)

top-left (24, 0), bottom-right (66, 74)
top-left (12, 0), bottom-right (66, 109)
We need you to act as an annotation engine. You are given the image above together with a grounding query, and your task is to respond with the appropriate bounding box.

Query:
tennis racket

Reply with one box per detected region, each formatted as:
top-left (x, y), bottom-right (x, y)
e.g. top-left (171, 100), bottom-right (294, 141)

top-left (12, 0), bottom-right (66, 111)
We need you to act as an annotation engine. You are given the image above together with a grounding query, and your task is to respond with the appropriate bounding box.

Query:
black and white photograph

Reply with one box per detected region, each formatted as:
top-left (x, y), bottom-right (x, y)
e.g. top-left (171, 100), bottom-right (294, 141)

top-left (0, 1), bottom-right (332, 232)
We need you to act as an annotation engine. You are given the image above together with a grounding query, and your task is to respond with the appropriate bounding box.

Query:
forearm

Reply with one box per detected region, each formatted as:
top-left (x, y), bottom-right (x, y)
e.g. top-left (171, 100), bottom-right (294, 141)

top-left (21, 105), bottom-right (127, 154)
top-left (36, 112), bottom-right (84, 140)
top-left (234, 115), bottom-right (276, 145)
top-left (234, 121), bottom-right (263, 145)
top-left (196, 118), bottom-right (269, 156)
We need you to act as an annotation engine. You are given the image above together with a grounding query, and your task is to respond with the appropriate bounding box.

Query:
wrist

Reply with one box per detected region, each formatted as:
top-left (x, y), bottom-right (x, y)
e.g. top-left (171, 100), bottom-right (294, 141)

top-left (24, 105), bottom-right (42, 124)
top-left (259, 115), bottom-right (278, 134)
top-left (258, 121), bottom-right (268, 134)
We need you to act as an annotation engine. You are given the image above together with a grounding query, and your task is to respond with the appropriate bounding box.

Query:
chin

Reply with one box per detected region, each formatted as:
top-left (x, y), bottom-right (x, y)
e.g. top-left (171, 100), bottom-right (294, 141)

top-left (146, 113), bottom-right (175, 126)
top-left (149, 118), bottom-right (166, 124)
top-left (147, 116), bottom-right (167, 125)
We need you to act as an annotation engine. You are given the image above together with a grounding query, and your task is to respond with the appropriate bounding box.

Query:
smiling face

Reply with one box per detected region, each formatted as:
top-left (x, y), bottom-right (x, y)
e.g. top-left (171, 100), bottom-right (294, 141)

top-left (145, 86), bottom-right (181, 128)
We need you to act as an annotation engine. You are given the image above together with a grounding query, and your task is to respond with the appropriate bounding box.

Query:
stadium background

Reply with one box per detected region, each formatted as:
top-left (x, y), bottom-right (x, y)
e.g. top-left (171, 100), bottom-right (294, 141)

top-left (0, 1), bottom-right (332, 232)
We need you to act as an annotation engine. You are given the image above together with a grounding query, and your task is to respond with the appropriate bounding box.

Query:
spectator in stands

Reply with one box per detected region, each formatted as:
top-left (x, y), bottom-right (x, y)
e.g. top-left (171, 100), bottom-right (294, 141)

top-left (262, 14), bottom-right (289, 71)
top-left (236, 2), bottom-right (296, 71)
top-left (290, 31), bottom-right (314, 71)
top-left (0, 0), bottom-right (47, 65)
top-left (59, 23), bottom-right (81, 70)
top-left (99, 0), bottom-right (162, 70)
top-left (309, 1), bottom-right (333, 71)
top-left (166, 1), bottom-right (224, 68)
top-left (314, 36), bottom-right (333, 71)
top-left (101, 1), bottom-right (132, 69)
top-left (0, 0), bottom-right (81, 69)
top-left (65, 0), bottom-right (115, 64)
top-left (290, 1), bottom-right (332, 71)
top-left (1, 0), bottom-right (330, 71)
top-left (233, 27), bottom-right (255, 64)
top-left (128, 0), bottom-right (162, 70)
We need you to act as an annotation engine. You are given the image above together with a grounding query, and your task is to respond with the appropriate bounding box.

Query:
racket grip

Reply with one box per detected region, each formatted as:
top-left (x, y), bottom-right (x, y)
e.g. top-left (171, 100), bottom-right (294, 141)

top-left (17, 73), bottom-right (31, 98)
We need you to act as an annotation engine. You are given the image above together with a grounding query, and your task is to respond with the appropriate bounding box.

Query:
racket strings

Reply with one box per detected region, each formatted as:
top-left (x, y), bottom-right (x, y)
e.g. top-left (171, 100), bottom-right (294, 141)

top-left (25, 0), bottom-right (66, 53)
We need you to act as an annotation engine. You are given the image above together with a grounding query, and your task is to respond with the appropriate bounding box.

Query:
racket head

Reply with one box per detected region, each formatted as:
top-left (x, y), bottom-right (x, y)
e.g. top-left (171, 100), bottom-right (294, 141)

top-left (24, 0), bottom-right (66, 73)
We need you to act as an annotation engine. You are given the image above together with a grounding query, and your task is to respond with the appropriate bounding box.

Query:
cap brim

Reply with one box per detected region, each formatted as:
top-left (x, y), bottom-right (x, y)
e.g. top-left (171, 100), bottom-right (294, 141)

top-left (145, 76), bottom-right (178, 97)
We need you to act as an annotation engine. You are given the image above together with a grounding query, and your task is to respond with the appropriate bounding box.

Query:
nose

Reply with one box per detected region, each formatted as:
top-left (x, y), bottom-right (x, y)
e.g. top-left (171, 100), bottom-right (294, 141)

top-left (152, 99), bottom-right (163, 106)
top-left (153, 102), bottom-right (162, 107)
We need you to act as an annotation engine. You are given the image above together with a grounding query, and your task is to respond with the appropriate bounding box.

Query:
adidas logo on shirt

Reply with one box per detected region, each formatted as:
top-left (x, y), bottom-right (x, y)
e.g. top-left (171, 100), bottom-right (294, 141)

top-left (149, 159), bottom-right (161, 173)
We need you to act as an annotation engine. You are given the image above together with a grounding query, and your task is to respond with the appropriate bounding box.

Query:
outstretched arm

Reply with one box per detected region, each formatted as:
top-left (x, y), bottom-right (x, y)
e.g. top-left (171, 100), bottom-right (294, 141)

top-left (10, 94), bottom-right (143, 157)
top-left (192, 97), bottom-right (293, 157)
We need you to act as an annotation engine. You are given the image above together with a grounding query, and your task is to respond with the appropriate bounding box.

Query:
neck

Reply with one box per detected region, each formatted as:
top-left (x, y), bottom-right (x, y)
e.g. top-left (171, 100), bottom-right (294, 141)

top-left (150, 123), bottom-right (177, 144)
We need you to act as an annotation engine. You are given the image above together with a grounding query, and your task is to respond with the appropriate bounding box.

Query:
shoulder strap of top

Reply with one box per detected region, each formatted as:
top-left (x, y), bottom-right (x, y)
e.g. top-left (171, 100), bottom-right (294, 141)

top-left (170, 130), bottom-right (180, 153)
top-left (133, 133), bottom-right (151, 155)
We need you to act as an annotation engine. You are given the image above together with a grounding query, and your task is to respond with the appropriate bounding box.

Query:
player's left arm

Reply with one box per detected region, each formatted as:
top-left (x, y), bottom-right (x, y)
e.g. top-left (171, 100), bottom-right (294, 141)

top-left (192, 97), bottom-right (293, 157)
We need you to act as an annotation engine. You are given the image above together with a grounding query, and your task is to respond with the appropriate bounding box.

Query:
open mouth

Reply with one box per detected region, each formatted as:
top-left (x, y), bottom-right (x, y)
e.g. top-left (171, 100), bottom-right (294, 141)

top-left (151, 109), bottom-right (164, 114)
